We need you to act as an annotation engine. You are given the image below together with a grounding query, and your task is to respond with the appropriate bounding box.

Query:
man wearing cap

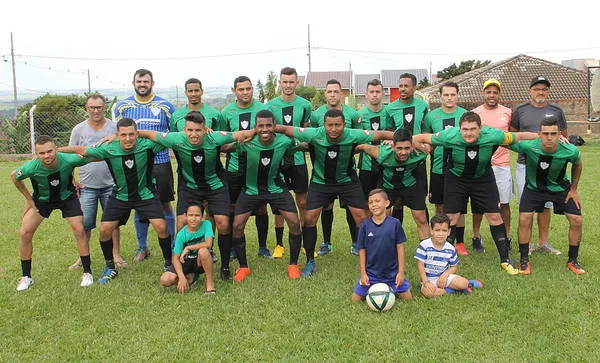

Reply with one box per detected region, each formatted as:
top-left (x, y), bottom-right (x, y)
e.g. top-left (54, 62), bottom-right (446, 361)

top-left (471, 79), bottom-right (513, 253)
top-left (510, 76), bottom-right (568, 255)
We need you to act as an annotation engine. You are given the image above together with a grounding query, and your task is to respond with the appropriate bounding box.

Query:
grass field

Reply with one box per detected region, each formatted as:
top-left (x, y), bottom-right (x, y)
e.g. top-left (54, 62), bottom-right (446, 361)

top-left (1, 143), bottom-right (600, 361)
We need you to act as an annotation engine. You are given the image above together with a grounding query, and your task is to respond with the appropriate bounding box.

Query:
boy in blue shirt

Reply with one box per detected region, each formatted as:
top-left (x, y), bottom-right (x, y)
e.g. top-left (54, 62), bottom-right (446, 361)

top-left (351, 189), bottom-right (412, 301)
top-left (160, 203), bottom-right (215, 294)
top-left (415, 214), bottom-right (482, 297)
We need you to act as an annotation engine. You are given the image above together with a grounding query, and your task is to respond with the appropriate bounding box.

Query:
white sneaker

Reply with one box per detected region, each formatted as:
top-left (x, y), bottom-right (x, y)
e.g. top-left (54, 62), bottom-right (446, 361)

top-left (80, 273), bottom-right (94, 287)
top-left (16, 276), bottom-right (34, 291)
top-left (536, 242), bottom-right (562, 255)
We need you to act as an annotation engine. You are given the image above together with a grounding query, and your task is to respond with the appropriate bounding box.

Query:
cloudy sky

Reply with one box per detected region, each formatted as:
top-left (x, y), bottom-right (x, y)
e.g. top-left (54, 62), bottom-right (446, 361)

top-left (0, 0), bottom-right (598, 95)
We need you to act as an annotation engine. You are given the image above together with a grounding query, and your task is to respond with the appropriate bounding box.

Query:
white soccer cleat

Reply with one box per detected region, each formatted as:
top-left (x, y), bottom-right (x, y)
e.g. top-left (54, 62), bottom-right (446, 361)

top-left (16, 276), bottom-right (34, 291)
top-left (80, 273), bottom-right (94, 287)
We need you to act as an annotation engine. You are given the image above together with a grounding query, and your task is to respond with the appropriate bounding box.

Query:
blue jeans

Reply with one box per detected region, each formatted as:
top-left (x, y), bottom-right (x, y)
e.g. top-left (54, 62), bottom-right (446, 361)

top-left (79, 186), bottom-right (114, 231)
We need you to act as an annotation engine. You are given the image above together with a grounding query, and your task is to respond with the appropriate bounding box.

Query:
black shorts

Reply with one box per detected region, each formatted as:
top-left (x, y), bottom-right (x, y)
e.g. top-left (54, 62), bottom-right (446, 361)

top-left (224, 170), bottom-right (245, 204)
top-left (176, 185), bottom-right (231, 216)
top-left (153, 162), bottom-right (175, 204)
top-left (280, 164), bottom-right (309, 194)
top-left (429, 172), bottom-right (444, 205)
top-left (359, 168), bottom-right (382, 198)
top-left (34, 194), bottom-right (83, 219)
top-left (519, 188), bottom-right (581, 215)
top-left (416, 162), bottom-right (428, 197)
top-left (443, 170), bottom-right (500, 214)
top-left (165, 256), bottom-right (205, 275)
top-left (101, 196), bottom-right (165, 223)
top-left (386, 184), bottom-right (426, 211)
top-left (235, 189), bottom-right (298, 215)
top-left (306, 181), bottom-right (367, 211)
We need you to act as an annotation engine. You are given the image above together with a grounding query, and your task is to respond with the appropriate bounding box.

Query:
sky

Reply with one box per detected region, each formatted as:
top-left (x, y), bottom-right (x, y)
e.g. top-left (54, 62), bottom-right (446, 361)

top-left (0, 0), bottom-right (598, 96)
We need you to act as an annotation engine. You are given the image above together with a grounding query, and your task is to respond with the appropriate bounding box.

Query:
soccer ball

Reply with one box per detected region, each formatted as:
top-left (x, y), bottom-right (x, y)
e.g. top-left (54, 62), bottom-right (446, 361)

top-left (366, 283), bottom-right (396, 312)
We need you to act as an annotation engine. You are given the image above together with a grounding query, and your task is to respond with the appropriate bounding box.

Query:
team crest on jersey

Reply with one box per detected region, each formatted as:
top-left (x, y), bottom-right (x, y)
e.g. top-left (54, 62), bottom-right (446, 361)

top-left (371, 122), bottom-right (379, 130)
top-left (540, 162), bottom-right (549, 170)
top-left (125, 160), bottom-right (134, 169)
top-left (194, 155), bottom-right (203, 164)
top-left (467, 151), bottom-right (477, 159)
top-left (240, 121), bottom-right (249, 129)
top-left (328, 151), bottom-right (337, 159)
top-left (284, 115), bottom-right (292, 124)
top-left (261, 157), bottom-right (271, 166)
top-left (220, 131), bottom-right (228, 136)
top-left (404, 113), bottom-right (413, 123)
top-left (50, 179), bottom-right (59, 187)
top-left (150, 107), bottom-right (161, 116)
top-left (16, 169), bottom-right (22, 177)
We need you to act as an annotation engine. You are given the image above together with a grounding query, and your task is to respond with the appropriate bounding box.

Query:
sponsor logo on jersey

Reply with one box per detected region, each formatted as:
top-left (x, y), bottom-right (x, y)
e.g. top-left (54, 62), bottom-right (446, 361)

top-left (261, 157), bottom-right (271, 166)
top-left (194, 155), bottom-right (203, 164)
top-left (467, 151), bottom-right (477, 159)
top-left (150, 107), bottom-right (161, 116)
top-left (328, 151), bottom-right (337, 159)
top-left (540, 162), bottom-right (549, 170)
top-left (368, 232), bottom-right (374, 237)
top-left (396, 167), bottom-right (405, 172)
top-left (50, 179), bottom-right (59, 187)
top-left (125, 160), bottom-right (134, 169)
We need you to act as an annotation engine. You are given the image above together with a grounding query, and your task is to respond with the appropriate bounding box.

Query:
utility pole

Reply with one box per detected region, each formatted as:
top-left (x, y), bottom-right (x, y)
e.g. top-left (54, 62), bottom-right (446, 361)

top-left (11, 32), bottom-right (18, 120)
top-left (87, 69), bottom-right (91, 94)
top-left (307, 24), bottom-right (312, 73)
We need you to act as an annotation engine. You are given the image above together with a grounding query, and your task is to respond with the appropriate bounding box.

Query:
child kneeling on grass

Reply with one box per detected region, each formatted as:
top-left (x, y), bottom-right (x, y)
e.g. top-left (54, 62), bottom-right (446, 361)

top-left (415, 214), bottom-right (482, 297)
top-left (351, 189), bottom-right (412, 302)
top-left (160, 203), bottom-right (215, 295)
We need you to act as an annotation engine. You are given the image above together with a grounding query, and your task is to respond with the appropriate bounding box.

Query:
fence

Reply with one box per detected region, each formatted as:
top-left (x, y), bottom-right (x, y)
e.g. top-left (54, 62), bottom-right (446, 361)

top-left (1, 105), bottom-right (87, 154)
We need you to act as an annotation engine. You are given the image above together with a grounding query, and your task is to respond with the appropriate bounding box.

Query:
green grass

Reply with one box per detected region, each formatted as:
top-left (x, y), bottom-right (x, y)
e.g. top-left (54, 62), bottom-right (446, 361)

top-left (1, 145), bottom-right (600, 361)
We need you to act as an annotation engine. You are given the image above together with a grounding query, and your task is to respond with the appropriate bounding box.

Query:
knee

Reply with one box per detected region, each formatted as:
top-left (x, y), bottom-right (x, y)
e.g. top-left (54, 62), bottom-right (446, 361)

top-left (570, 215), bottom-right (583, 228)
top-left (421, 285), bottom-right (436, 298)
top-left (160, 273), bottom-right (176, 287)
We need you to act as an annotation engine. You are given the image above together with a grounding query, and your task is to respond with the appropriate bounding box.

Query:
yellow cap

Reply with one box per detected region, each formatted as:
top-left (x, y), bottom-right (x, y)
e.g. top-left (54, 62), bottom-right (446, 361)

top-left (483, 78), bottom-right (501, 91)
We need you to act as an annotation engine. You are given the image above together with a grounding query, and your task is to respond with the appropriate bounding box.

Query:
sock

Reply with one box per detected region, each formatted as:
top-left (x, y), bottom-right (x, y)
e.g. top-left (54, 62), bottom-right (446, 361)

top-left (519, 243), bottom-right (529, 264)
top-left (218, 233), bottom-right (232, 269)
top-left (456, 226), bottom-right (465, 244)
top-left (391, 207), bottom-right (404, 224)
top-left (233, 235), bottom-right (248, 268)
top-left (302, 226), bottom-right (317, 263)
top-left (444, 287), bottom-right (456, 294)
top-left (100, 239), bottom-right (115, 269)
top-left (289, 233), bottom-right (302, 265)
top-left (133, 212), bottom-right (149, 250)
top-left (346, 209), bottom-right (357, 243)
top-left (447, 225), bottom-right (457, 245)
top-left (321, 209), bottom-right (333, 244)
top-left (255, 213), bottom-right (268, 249)
top-left (490, 224), bottom-right (509, 262)
top-left (275, 227), bottom-right (284, 246)
top-left (568, 245), bottom-right (579, 261)
top-left (21, 259), bottom-right (32, 277)
top-left (158, 235), bottom-right (172, 265)
top-left (164, 209), bottom-right (176, 247)
top-left (80, 255), bottom-right (92, 274)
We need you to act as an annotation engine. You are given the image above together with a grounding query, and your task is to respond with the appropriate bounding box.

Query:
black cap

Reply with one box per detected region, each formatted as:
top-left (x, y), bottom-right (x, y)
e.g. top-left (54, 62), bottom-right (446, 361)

top-left (530, 76), bottom-right (551, 88)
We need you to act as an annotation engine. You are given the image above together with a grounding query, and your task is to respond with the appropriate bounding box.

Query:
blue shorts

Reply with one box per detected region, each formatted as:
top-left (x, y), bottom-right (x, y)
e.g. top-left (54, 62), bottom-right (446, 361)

top-left (353, 276), bottom-right (410, 297)
top-left (79, 186), bottom-right (114, 230)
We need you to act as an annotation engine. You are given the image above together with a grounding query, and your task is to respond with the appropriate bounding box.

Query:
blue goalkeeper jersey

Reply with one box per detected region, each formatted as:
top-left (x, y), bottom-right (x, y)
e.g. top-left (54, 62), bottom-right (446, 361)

top-left (114, 94), bottom-right (175, 164)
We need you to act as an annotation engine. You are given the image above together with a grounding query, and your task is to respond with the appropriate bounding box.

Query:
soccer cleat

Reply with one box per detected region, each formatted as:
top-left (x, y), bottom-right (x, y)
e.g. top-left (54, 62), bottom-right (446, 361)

top-left (16, 276), bottom-right (34, 291)
top-left (233, 267), bottom-right (251, 282)
top-left (209, 248), bottom-right (218, 263)
top-left (468, 280), bottom-right (483, 289)
top-left (317, 242), bottom-right (332, 256)
top-left (68, 257), bottom-right (82, 271)
top-left (472, 236), bottom-right (485, 253)
top-left (528, 243), bottom-right (535, 255)
top-left (519, 261), bottom-right (531, 275)
top-left (301, 260), bottom-right (317, 277)
top-left (80, 273), bottom-right (94, 287)
top-left (220, 268), bottom-right (232, 282)
top-left (455, 242), bottom-right (469, 256)
top-left (133, 247), bottom-right (150, 262)
top-left (163, 260), bottom-right (172, 272)
top-left (567, 260), bottom-right (586, 275)
top-left (301, 248), bottom-right (318, 258)
top-left (351, 243), bottom-right (359, 256)
top-left (287, 264), bottom-right (301, 279)
top-left (272, 245), bottom-right (285, 259)
top-left (501, 260), bottom-right (519, 276)
top-left (97, 267), bottom-right (118, 284)
top-left (257, 247), bottom-right (272, 259)
top-left (536, 242), bottom-right (561, 255)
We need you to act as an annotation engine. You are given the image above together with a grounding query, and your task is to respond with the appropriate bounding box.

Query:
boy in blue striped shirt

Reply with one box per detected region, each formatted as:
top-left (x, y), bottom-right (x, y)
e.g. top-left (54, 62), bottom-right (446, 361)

top-left (415, 214), bottom-right (482, 297)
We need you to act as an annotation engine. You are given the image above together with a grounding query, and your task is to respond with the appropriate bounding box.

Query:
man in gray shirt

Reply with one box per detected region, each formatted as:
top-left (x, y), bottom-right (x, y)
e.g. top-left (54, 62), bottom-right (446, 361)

top-left (510, 76), bottom-right (568, 255)
top-left (68, 93), bottom-right (126, 271)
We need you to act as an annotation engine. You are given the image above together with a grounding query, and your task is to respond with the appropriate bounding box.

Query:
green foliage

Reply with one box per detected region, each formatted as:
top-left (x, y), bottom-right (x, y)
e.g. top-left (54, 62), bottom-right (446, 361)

top-left (417, 77), bottom-right (431, 90)
top-left (310, 89), bottom-right (326, 110)
top-left (0, 111), bottom-right (31, 153)
top-left (296, 85), bottom-right (317, 101)
top-left (437, 60), bottom-right (492, 80)
top-left (265, 71), bottom-right (278, 101)
top-left (256, 80), bottom-right (266, 103)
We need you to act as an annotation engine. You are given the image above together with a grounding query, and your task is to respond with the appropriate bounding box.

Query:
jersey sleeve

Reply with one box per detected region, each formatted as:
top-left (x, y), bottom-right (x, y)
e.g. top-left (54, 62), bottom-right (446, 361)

top-left (430, 130), bottom-right (448, 146)
top-left (69, 124), bottom-right (81, 146)
top-left (155, 131), bottom-right (180, 148)
top-left (448, 250), bottom-right (459, 266)
top-left (14, 160), bottom-right (35, 181)
top-left (501, 131), bottom-right (517, 145)
top-left (113, 101), bottom-right (125, 121)
top-left (172, 231), bottom-right (186, 255)
top-left (219, 111), bottom-right (231, 131)
top-left (557, 108), bottom-right (568, 131)
top-left (508, 140), bottom-right (526, 153)
top-left (376, 144), bottom-right (392, 164)
top-left (200, 220), bottom-right (215, 239)
top-left (302, 103), bottom-right (312, 126)
top-left (350, 129), bottom-right (374, 144)
top-left (141, 138), bottom-right (167, 153)
top-left (65, 153), bottom-right (89, 167)
top-left (212, 131), bottom-right (235, 146)
top-left (293, 127), bottom-right (317, 143)
top-left (423, 113), bottom-right (433, 133)
top-left (414, 243), bottom-right (427, 262)
top-left (394, 219), bottom-right (407, 244)
top-left (351, 109), bottom-right (361, 129)
top-left (212, 113), bottom-right (225, 131)
top-left (356, 221), bottom-right (367, 250)
top-left (85, 143), bottom-right (109, 159)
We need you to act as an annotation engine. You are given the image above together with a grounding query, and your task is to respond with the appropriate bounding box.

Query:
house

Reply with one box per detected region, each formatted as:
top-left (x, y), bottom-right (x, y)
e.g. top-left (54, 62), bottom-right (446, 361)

top-left (354, 74), bottom-right (380, 108)
top-left (304, 71), bottom-right (353, 100)
top-left (381, 69), bottom-right (429, 103)
top-left (418, 54), bottom-right (589, 122)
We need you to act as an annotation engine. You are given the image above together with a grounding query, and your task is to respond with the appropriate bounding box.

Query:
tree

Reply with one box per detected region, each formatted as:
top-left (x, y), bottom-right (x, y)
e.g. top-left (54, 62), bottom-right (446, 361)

top-left (256, 80), bottom-right (266, 103)
top-left (296, 85), bottom-right (317, 101)
top-left (265, 71), bottom-right (278, 101)
top-left (437, 60), bottom-right (491, 80)
top-left (417, 77), bottom-right (430, 90)
top-left (310, 90), bottom-right (326, 110)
